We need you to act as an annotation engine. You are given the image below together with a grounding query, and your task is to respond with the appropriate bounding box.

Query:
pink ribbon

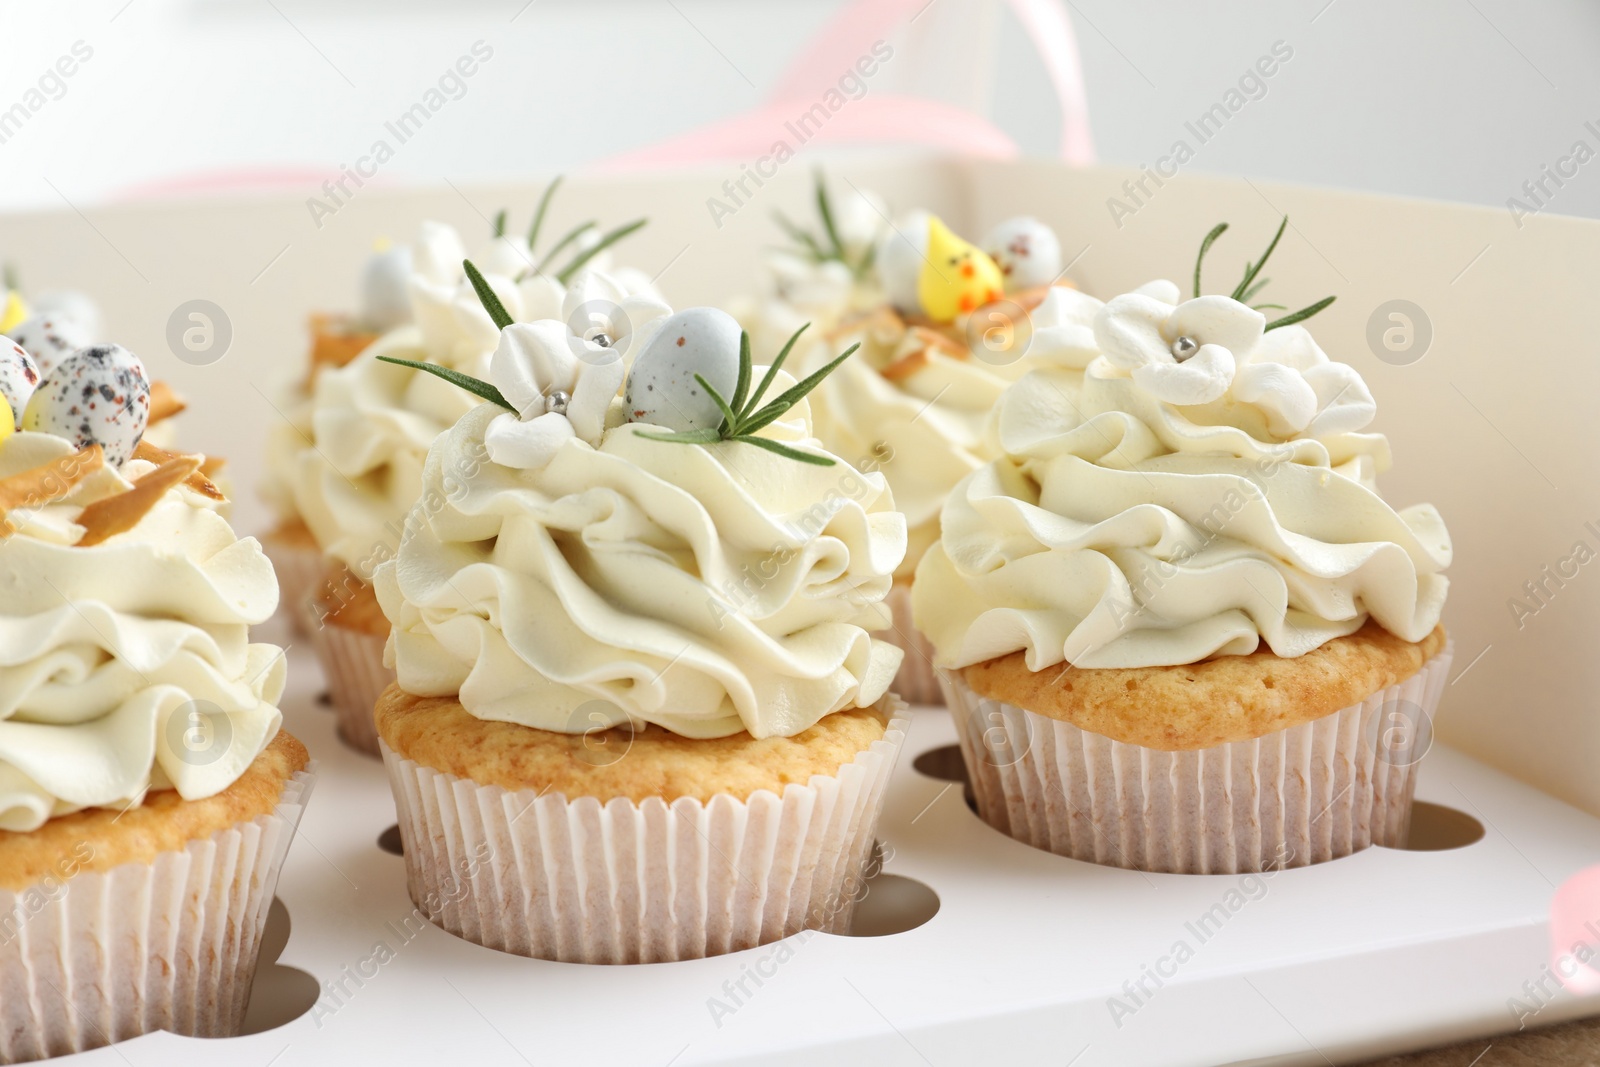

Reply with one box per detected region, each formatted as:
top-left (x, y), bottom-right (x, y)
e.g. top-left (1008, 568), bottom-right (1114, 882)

top-left (1550, 864), bottom-right (1600, 994)
top-left (597, 0), bottom-right (1095, 171)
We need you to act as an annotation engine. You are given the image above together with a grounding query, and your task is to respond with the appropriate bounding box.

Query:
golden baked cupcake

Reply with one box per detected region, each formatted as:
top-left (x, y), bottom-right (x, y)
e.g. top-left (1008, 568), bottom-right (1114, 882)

top-left (730, 177), bottom-right (1084, 704)
top-left (914, 220), bottom-right (1453, 873)
top-left (373, 279), bottom-right (908, 963)
top-left (272, 193), bottom-right (659, 754)
top-left (0, 344), bottom-right (311, 1061)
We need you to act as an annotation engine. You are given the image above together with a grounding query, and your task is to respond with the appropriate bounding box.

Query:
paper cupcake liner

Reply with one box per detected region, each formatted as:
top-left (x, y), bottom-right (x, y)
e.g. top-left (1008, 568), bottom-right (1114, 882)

top-left (941, 642), bottom-right (1453, 874)
top-left (380, 696), bottom-right (909, 964)
top-left (884, 582), bottom-right (943, 706)
top-left (315, 622), bottom-right (391, 757)
top-left (0, 768), bottom-right (316, 1064)
top-left (259, 535), bottom-right (325, 637)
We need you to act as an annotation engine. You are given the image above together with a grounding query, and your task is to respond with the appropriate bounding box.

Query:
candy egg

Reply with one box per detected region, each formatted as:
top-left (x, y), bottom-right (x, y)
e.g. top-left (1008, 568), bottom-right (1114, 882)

top-left (0, 338), bottom-right (41, 420)
top-left (876, 209), bottom-right (929, 312)
top-left (8, 315), bottom-right (94, 378)
top-left (984, 217), bottom-right (1063, 292)
top-left (23, 344), bottom-right (151, 467)
top-left (29, 290), bottom-right (101, 338)
top-left (623, 308), bottom-right (742, 432)
top-left (360, 244), bottom-right (414, 333)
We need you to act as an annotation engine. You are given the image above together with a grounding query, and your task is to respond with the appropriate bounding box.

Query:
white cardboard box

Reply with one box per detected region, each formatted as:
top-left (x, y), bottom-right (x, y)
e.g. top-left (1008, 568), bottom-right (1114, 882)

top-left (4, 158), bottom-right (1598, 1065)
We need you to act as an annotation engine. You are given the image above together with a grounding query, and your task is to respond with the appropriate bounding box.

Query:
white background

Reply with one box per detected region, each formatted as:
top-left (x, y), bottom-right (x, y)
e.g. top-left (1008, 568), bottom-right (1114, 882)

top-left (0, 0), bottom-right (1596, 221)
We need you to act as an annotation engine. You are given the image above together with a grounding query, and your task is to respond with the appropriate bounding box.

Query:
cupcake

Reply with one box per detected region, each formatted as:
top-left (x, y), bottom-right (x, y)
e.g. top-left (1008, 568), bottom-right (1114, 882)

top-left (732, 178), bottom-right (1082, 704)
top-left (260, 237), bottom-right (424, 635)
top-left (275, 191), bottom-right (661, 753)
top-left (0, 344), bottom-right (311, 1061)
top-left (914, 220), bottom-right (1452, 874)
top-left (373, 280), bottom-right (909, 963)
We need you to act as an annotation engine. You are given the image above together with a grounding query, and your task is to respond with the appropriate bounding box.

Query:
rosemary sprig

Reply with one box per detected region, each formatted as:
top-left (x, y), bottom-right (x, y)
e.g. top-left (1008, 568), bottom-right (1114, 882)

top-left (1231, 217), bottom-right (1286, 301)
top-left (527, 176), bottom-right (561, 249)
top-left (1189, 218), bottom-right (1336, 330)
top-left (1192, 222), bottom-right (1228, 299)
top-left (1265, 295), bottom-right (1337, 332)
top-left (638, 323), bottom-right (857, 466)
top-left (375, 354), bottom-right (515, 411)
top-left (771, 171), bottom-right (875, 281)
top-left (463, 260), bottom-right (514, 330)
top-left (492, 209), bottom-right (507, 239)
top-left (534, 220), bottom-right (596, 275)
top-left (557, 218), bottom-right (646, 285)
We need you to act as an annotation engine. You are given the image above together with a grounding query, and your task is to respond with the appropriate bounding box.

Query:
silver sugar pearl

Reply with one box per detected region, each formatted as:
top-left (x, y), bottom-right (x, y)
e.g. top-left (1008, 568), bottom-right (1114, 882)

top-left (544, 390), bottom-right (571, 415)
top-left (1171, 335), bottom-right (1200, 362)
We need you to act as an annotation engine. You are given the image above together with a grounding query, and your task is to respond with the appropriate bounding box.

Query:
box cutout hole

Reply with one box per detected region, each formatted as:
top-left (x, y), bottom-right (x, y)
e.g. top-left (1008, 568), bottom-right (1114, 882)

top-left (845, 872), bottom-right (940, 937)
top-left (1397, 801), bottom-right (1486, 851)
top-left (377, 824), bottom-right (404, 855)
top-left (913, 744), bottom-right (968, 783)
top-left (236, 897), bottom-right (319, 1036)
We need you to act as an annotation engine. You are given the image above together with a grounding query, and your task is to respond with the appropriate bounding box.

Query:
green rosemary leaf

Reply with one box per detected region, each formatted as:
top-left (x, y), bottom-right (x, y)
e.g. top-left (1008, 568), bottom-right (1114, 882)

top-left (1240, 275), bottom-right (1272, 304)
top-left (730, 331), bottom-right (753, 419)
top-left (815, 173), bottom-right (845, 260)
top-left (1264, 295), bottom-right (1336, 331)
top-left (731, 434), bottom-right (835, 466)
top-left (463, 259), bottom-right (515, 331)
top-left (527, 176), bottom-right (562, 251)
top-left (1251, 303), bottom-right (1287, 311)
top-left (557, 218), bottom-right (647, 285)
top-left (754, 342), bottom-right (858, 417)
top-left (1232, 217), bottom-right (1287, 300)
top-left (376, 355), bottom-right (515, 411)
top-left (736, 400), bottom-right (795, 436)
top-left (493, 209), bottom-right (507, 239)
top-left (1, 263), bottom-right (16, 292)
top-left (534, 220), bottom-right (596, 274)
top-left (773, 211), bottom-right (827, 261)
top-left (743, 323), bottom-right (809, 419)
top-left (1193, 222), bottom-right (1229, 298)
top-left (636, 427), bottom-right (724, 445)
top-left (697, 373), bottom-right (740, 435)
top-left (853, 240), bottom-right (877, 281)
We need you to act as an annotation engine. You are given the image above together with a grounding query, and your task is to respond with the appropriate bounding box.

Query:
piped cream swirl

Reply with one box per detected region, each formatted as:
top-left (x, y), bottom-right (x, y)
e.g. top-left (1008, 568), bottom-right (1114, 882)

top-left (913, 313), bottom-right (1451, 671)
top-left (0, 433), bottom-right (285, 832)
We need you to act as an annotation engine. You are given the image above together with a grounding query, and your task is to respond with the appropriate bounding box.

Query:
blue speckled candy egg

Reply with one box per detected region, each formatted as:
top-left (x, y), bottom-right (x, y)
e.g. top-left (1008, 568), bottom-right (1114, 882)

top-left (0, 338), bottom-right (41, 421)
top-left (876, 208), bottom-right (928, 312)
top-left (8, 315), bottom-right (93, 378)
top-left (984, 217), bottom-right (1063, 292)
top-left (23, 344), bottom-right (151, 466)
top-left (624, 308), bottom-right (742, 432)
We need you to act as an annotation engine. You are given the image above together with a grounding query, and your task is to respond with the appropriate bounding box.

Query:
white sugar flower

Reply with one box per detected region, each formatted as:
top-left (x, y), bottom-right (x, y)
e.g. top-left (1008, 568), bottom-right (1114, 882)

top-left (481, 276), bottom-right (670, 470)
top-left (1234, 324), bottom-right (1375, 438)
top-left (1093, 282), bottom-right (1264, 406)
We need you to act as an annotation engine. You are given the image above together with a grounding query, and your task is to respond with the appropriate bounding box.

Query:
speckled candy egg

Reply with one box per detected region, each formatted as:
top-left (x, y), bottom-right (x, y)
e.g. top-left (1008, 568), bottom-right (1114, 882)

top-left (624, 308), bottom-right (742, 433)
top-left (984, 217), bottom-right (1063, 292)
top-left (8, 315), bottom-right (93, 378)
top-left (0, 338), bottom-right (41, 421)
top-left (29, 290), bottom-right (101, 338)
top-left (23, 344), bottom-right (151, 466)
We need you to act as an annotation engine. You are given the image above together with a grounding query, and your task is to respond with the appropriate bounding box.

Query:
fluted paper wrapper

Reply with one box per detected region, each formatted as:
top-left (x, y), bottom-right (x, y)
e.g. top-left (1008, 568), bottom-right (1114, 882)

top-left (259, 535), bottom-right (324, 637)
top-left (380, 698), bottom-right (908, 964)
top-left (0, 769), bottom-right (316, 1064)
top-left (884, 582), bottom-right (942, 706)
top-left (316, 621), bottom-right (391, 757)
top-left (941, 643), bottom-right (1453, 874)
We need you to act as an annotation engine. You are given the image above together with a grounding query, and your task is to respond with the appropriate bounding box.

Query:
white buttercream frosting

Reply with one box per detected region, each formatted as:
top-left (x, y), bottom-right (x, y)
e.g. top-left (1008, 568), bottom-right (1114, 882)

top-left (375, 336), bottom-right (908, 740)
top-left (0, 432), bottom-right (284, 832)
top-left (288, 218), bottom-right (667, 577)
top-left (913, 283), bottom-right (1450, 671)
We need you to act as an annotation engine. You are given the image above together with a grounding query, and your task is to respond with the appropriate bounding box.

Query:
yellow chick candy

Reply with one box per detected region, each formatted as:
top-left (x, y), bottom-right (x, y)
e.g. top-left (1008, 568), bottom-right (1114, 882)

top-left (0, 395), bottom-right (15, 446)
top-left (0, 291), bottom-right (28, 334)
top-left (917, 216), bottom-right (1005, 324)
